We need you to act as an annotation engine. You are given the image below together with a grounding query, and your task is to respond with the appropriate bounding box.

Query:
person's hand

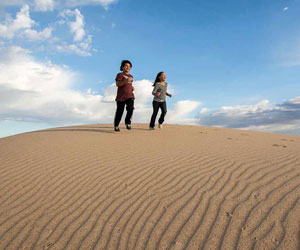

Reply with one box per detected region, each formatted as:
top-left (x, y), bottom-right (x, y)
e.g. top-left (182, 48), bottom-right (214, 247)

top-left (169, 93), bottom-right (172, 98)
top-left (156, 92), bottom-right (161, 96)
top-left (123, 77), bottom-right (131, 84)
top-left (132, 86), bottom-right (135, 91)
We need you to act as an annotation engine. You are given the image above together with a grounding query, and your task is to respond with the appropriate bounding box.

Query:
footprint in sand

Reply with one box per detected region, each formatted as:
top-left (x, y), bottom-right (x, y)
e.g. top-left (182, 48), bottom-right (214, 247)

top-left (43, 243), bottom-right (53, 250)
top-left (225, 211), bottom-right (233, 217)
top-left (272, 144), bottom-right (287, 148)
top-left (170, 241), bottom-right (185, 250)
top-left (240, 133), bottom-right (250, 136)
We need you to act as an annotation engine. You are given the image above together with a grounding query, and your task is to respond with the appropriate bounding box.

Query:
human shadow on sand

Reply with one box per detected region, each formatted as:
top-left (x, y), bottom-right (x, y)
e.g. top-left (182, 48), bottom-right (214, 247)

top-left (73, 126), bottom-right (149, 131)
top-left (31, 128), bottom-right (115, 134)
top-left (85, 126), bottom-right (149, 131)
top-left (131, 127), bottom-right (150, 131)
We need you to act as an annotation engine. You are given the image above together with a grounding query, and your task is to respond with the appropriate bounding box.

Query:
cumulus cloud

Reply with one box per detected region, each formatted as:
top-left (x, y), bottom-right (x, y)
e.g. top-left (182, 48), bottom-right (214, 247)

top-left (61, 9), bottom-right (85, 41)
top-left (0, 5), bottom-right (52, 41)
top-left (0, 5), bottom-right (35, 39)
top-left (57, 9), bottom-right (93, 56)
top-left (197, 98), bottom-right (300, 133)
top-left (22, 27), bottom-right (52, 40)
top-left (0, 4), bottom-right (96, 56)
top-left (0, 46), bottom-right (112, 123)
top-left (34, 0), bottom-right (55, 11)
top-left (56, 43), bottom-right (91, 56)
top-left (167, 100), bottom-right (201, 124)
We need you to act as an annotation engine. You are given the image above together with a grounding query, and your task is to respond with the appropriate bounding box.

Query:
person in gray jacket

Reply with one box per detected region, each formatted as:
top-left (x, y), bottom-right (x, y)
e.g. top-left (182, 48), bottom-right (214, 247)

top-left (149, 72), bottom-right (172, 129)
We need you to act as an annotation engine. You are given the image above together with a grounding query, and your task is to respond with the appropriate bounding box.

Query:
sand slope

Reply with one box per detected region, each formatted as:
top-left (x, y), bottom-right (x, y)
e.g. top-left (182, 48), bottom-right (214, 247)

top-left (0, 124), bottom-right (299, 250)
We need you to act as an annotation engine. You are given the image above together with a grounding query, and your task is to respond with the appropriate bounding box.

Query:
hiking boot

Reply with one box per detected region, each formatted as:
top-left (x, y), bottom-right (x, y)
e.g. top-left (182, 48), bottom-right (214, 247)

top-left (126, 124), bottom-right (131, 130)
top-left (114, 126), bottom-right (120, 132)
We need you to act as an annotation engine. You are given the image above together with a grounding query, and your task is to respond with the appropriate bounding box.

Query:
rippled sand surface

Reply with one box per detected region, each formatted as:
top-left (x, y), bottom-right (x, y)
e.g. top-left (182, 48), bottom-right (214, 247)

top-left (0, 124), bottom-right (299, 250)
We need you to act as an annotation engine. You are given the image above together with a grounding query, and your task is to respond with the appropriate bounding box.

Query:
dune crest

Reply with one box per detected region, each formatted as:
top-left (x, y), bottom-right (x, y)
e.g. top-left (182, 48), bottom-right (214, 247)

top-left (0, 124), bottom-right (299, 250)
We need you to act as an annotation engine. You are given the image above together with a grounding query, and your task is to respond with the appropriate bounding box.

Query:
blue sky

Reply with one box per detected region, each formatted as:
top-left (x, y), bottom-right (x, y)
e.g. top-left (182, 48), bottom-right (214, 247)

top-left (0, 0), bottom-right (300, 138)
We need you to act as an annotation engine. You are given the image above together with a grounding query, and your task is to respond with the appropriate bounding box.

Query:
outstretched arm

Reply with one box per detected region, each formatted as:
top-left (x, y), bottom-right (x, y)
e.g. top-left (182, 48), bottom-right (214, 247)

top-left (166, 92), bottom-right (172, 98)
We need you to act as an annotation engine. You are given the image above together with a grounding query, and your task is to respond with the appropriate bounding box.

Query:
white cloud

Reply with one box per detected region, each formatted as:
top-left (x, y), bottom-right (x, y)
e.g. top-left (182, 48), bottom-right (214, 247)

top-left (56, 43), bottom-right (91, 56)
top-left (131, 79), bottom-right (155, 122)
top-left (0, 46), bottom-right (110, 123)
top-left (199, 108), bottom-right (208, 114)
top-left (56, 9), bottom-right (94, 55)
top-left (0, 5), bottom-right (92, 55)
top-left (0, 5), bottom-right (95, 55)
top-left (283, 7), bottom-right (288, 11)
top-left (11, 4), bottom-right (34, 28)
top-left (167, 100), bottom-right (201, 124)
top-left (0, 5), bottom-right (52, 41)
top-left (34, 0), bottom-right (55, 11)
top-left (197, 98), bottom-right (300, 134)
top-left (219, 100), bottom-right (272, 115)
top-left (0, 5), bottom-right (35, 39)
top-left (0, 46), bottom-right (72, 92)
top-left (61, 8), bottom-right (85, 41)
top-left (79, 35), bottom-right (92, 50)
top-left (23, 27), bottom-right (52, 40)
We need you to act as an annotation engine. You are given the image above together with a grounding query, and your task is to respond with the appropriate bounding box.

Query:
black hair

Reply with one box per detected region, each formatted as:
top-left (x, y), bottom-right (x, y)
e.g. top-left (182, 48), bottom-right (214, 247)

top-left (153, 71), bottom-right (164, 87)
top-left (120, 60), bottom-right (132, 71)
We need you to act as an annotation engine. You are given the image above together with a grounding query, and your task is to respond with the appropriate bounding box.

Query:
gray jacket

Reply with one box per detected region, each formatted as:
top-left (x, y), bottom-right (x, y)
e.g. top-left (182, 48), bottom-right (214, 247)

top-left (152, 82), bottom-right (170, 102)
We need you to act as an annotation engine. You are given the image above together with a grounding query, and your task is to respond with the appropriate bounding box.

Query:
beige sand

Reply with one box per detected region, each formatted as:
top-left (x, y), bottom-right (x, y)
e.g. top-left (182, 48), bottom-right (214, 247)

top-left (0, 124), bottom-right (299, 250)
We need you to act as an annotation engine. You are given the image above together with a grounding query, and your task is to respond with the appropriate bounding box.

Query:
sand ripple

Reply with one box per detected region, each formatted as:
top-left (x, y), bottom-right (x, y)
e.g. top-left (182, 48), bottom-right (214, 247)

top-left (0, 124), bottom-right (299, 250)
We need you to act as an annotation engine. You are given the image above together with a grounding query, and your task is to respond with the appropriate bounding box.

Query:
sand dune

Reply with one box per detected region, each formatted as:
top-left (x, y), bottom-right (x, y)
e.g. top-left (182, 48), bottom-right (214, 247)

top-left (0, 124), bottom-right (299, 250)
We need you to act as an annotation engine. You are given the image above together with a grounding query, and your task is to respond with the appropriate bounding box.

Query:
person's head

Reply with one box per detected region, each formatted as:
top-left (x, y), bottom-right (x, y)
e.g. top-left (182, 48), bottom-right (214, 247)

top-left (153, 72), bottom-right (166, 86)
top-left (120, 60), bottom-right (132, 73)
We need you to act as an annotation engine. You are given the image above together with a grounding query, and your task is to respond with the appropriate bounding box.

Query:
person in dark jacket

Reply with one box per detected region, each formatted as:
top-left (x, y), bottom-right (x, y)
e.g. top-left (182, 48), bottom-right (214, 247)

top-left (114, 60), bottom-right (135, 132)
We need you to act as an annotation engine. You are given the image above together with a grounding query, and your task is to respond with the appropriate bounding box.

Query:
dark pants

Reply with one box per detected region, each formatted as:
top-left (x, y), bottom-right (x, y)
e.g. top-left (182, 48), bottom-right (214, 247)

top-left (114, 98), bottom-right (134, 127)
top-left (150, 101), bottom-right (167, 128)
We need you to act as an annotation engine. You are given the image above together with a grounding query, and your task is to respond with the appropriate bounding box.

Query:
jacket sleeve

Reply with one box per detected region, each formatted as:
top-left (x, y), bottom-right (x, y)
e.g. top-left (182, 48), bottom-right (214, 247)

top-left (115, 73), bottom-right (123, 82)
top-left (152, 85), bottom-right (158, 96)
